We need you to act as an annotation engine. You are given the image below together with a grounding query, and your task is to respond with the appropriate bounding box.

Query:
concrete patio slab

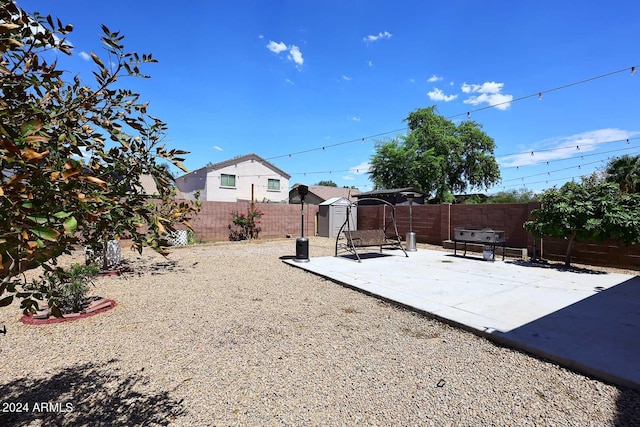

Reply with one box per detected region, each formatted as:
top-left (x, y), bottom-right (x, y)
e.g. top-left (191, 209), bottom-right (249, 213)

top-left (284, 248), bottom-right (640, 391)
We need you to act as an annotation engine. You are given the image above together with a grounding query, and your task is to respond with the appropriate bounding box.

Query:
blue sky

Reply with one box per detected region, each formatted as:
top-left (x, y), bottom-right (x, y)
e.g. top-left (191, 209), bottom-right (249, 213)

top-left (17, 0), bottom-right (640, 194)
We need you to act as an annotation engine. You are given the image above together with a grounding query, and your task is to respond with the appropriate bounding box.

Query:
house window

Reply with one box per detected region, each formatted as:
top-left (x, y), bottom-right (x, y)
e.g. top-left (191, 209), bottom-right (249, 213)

top-left (221, 174), bottom-right (236, 187)
top-left (268, 178), bottom-right (280, 191)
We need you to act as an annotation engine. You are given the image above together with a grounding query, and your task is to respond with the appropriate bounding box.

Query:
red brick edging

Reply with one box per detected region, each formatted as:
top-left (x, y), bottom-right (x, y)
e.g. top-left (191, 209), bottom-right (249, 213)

top-left (19, 299), bottom-right (117, 325)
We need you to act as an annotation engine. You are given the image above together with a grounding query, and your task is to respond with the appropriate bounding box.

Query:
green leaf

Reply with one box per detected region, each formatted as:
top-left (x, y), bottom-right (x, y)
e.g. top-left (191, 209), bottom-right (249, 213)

top-left (53, 211), bottom-right (73, 219)
top-left (0, 295), bottom-right (13, 307)
top-left (27, 214), bottom-right (50, 225)
top-left (31, 227), bottom-right (60, 242)
top-left (63, 216), bottom-right (78, 235)
top-left (21, 118), bottom-right (42, 136)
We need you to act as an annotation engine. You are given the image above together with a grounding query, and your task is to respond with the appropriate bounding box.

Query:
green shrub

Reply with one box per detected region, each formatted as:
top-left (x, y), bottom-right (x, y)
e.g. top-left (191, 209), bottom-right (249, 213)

top-left (25, 263), bottom-right (100, 315)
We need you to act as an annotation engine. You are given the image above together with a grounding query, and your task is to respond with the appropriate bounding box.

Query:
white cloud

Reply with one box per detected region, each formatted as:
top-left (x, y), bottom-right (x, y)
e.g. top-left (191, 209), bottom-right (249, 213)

top-left (342, 175), bottom-right (355, 181)
top-left (258, 35), bottom-right (264, 39)
top-left (285, 78), bottom-right (294, 85)
top-left (427, 74), bottom-right (443, 83)
top-left (408, 78), bottom-right (415, 84)
top-left (79, 51), bottom-right (90, 61)
top-left (267, 40), bottom-right (304, 69)
top-left (363, 31), bottom-right (392, 43)
top-left (368, 60), bottom-right (373, 67)
top-left (498, 129), bottom-right (640, 167)
top-left (267, 40), bottom-right (288, 54)
top-left (349, 161), bottom-right (371, 175)
top-left (427, 88), bottom-right (458, 102)
top-left (461, 81), bottom-right (513, 110)
top-left (342, 75), bottom-right (352, 81)
top-left (213, 145), bottom-right (223, 151)
top-left (287, 45), bottom-right (304, 67)
top-left (350, 116), bottom-right (361, 122)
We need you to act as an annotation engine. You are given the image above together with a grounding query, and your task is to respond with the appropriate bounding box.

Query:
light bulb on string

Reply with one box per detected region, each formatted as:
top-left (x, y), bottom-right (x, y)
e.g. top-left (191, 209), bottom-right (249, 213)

top-left (632, 66), bottom-right (637, 76)
top-left (538, 92), bottom-right (543, 100)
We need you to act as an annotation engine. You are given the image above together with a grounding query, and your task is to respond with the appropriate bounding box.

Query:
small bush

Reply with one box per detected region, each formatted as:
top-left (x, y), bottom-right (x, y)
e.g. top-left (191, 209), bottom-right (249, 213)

top-left (25, 263), bottom-right (100, 314)
top-left (228, 207), bottom-right (263, 241)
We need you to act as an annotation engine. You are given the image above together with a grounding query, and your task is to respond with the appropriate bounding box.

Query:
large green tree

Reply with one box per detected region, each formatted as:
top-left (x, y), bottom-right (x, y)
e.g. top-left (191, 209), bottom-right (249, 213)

top-left (0, 2), bottom-right (199, 314)
top-left (369, 106), bottom-right (500, 202)
top-left (524, 175), bottom-right (640, 266)
top-left (605, 154), bottom-right (640, 194)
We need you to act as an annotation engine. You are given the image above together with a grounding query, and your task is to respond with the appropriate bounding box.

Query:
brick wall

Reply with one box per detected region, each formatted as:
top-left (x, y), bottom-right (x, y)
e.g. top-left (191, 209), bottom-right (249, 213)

top-left (189, 201), bottom-right (318, 242)
top-left (356, 203), bottom-right (531, 247)
top-left (185, 200), bottom-right (640, 270)
top-left (539, 237), bottom-right (640, 270)
top-left (450, 203), bottom-right (534, 248)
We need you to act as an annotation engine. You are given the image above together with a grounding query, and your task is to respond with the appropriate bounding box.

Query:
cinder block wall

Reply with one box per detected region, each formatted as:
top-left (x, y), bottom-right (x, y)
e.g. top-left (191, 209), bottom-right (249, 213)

top-left (540, 237), bottom-right (640, 270)
top-left (183, 200), bottom-right (640, 270)
top-left (189, 201), bottom-right (318, 242)
top-left (450, 203), bottom-right (532, 248)
top-left (357, 203), bottom-right (531, 247)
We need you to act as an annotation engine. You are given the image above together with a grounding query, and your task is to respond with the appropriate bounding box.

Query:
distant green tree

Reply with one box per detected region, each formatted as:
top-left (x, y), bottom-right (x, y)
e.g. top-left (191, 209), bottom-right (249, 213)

top-left (488, 189), bottom-right (538, 203)
top-left (315, 180), bottom-right (337, 187)
top-left (605, 154), bottom-right (640, 194)
top-left (462, 195), bottom-right (486, 204)
top-left (369, 106), bottom-right (500, 202)
top-left (524, 176), bottom-right (640, 266)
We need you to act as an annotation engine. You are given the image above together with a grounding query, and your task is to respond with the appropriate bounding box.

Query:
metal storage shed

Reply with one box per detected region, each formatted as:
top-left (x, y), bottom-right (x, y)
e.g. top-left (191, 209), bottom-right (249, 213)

top-left (317, 197), bottom-right (357, 237)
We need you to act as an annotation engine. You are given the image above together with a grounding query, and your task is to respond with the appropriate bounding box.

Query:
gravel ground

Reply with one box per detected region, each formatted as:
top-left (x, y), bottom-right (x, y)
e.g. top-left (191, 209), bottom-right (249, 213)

top-left (0, 237), bottom-right (639, 426)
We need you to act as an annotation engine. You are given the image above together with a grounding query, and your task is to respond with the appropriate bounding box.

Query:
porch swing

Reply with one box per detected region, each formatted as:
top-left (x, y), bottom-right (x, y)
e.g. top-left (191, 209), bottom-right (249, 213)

top-left (334, 197), bottom-right (408, 262)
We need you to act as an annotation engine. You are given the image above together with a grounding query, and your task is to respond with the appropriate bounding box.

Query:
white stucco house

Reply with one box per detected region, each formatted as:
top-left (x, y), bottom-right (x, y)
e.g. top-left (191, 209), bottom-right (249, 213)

top-left (175, 153), bottom-right (291, 203)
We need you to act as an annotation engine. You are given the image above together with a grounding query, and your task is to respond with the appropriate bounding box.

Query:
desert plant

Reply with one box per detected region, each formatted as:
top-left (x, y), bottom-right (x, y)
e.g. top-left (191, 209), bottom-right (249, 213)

top-left (23, 263), bottom-right (100, 316)
top-left (61, 263), bottom-right (100, 313)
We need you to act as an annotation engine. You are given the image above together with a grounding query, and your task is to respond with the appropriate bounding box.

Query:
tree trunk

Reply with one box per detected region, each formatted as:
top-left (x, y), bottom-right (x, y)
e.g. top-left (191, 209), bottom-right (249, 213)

top-left (565, 231), bottom-right (577, 267)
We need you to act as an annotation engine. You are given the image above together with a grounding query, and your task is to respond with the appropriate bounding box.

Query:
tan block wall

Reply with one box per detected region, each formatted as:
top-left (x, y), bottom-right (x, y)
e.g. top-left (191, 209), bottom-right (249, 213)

top-left (183, 200), bottom-right (640, 270)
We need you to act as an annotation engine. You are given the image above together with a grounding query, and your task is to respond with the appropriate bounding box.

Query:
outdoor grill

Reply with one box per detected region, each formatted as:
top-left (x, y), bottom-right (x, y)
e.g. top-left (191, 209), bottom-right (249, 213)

top-left (453, 227), bottom-right (506, 260)
top-left (454, 228), bottom-right (505, 244)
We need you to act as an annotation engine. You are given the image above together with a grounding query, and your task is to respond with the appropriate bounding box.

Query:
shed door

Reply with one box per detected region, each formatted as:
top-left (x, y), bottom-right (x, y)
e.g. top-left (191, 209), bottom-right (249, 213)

top-left (331, 206), bottom-right (348, 237)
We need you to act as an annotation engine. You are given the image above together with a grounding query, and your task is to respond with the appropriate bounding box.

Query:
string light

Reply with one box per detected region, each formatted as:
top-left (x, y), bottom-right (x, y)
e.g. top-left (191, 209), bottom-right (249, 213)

top-left (501, 149), bottom-right (640, 184)
top-left (263, 64), bottom-right (639, 162)
top-left (501, 136), bottom-right (640, 158)
top-left (501, 140), bottom-right (640, 170)
top-left (220, 65), bottom-right (640, 191)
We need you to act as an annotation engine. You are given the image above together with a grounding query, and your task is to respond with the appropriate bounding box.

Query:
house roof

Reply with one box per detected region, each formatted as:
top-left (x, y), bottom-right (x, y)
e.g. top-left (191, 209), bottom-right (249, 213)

top-left (179, 153), bottom-right (291, 180)
top-left (291, 184), bottom-right (361, 202)
top-left (355, 187), bottom-right (425, 198)
top-left (319, 197), bottom-right (353, 206)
